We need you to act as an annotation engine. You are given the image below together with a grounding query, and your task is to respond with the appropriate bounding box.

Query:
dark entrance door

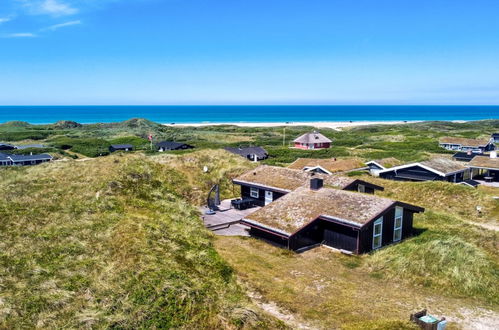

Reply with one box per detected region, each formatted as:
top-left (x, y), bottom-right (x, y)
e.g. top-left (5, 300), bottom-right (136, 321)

top-left (323, 229), bottom-right (357, 251)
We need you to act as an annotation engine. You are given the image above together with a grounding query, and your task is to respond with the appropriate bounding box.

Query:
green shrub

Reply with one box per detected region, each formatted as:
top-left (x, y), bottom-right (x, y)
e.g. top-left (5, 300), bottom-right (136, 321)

top-left (264, 146), bottom-right (350, 165)
top-left (0, 131), bottom-right (52, 141)
top-left (109, 136), bottom-right (150, 150)
top-left (49, 137), bottom-right (111, 157)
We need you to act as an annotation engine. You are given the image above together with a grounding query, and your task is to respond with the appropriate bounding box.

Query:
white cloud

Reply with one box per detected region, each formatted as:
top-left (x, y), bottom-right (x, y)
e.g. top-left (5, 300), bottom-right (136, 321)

top-left (41, 0), bottom-right (77, 15)
top-left (4, 32), bottom-right (37, 38)
top-left (24, 0), bottom-right (78, 16)
top-left (0, 17), bottom-right (12, 24)
top-left (43, 19), bottom-right (81, 31)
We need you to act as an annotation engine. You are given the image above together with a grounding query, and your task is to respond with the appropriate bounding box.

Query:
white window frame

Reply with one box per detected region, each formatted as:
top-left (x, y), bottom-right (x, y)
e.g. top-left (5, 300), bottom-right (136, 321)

top-left (358, 184), bottom-right (365, 193)
top-left (393, 207), bottom-right (403, 242)
top-left (250, 187), bottom-right (259, 198)
top-left (373, 217), bottom-right (383, 250)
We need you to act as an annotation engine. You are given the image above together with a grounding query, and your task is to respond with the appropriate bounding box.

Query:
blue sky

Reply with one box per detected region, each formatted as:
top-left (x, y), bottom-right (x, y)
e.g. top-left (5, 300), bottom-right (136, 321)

top-left (1, 0), bottom-right (499, 105)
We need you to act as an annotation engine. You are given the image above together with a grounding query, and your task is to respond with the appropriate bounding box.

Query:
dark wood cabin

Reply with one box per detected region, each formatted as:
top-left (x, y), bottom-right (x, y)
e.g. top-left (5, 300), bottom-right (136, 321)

top-left (109, 144), bottom-right (133, 152)
top-left (232, 165), bottom-right (383, 207)
top-left (241, 181), bottom-right (424, 254)
top-left (0, 153), bottom-right (13, 166)
top-left (439, 137), bottom-right (495, 153)
top-left (378, 158), bottom-right (470, 183)
top-left (452, 152), bottom-right (478, 162)
top-left (6, 154), bottom-right (53, 166)
top-left (224, 146), bottom-right (268, 161)
top-left (156, 141), bottom-right (194, 152)
top-left (0, 143), bottom-right (16, 151)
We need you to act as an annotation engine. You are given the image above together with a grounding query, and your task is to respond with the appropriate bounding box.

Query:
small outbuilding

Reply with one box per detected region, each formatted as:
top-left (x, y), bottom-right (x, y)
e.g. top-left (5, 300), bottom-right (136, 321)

top-left (491, 133), bottom-right (499, 144)
top-left (156, 141), bottom-right (194, 152)
top-left (293, 131), bottom-right (332, 150)
top-left (109, 144), bottom-right (133, 152)
top-left (241, 181), bottom-right (424, 254)
top-left (224, 146), bottom-right (268, 161)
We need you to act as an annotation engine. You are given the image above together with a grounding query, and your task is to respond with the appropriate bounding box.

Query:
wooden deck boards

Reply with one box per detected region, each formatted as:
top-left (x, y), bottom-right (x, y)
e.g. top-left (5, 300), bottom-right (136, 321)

top-left (200, 199), bottom-right (260, 236)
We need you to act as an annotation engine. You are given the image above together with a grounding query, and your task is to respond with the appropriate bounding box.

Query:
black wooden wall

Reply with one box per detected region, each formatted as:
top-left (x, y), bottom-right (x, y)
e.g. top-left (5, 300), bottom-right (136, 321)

top-left (240, 184), bottom-right (285, 206)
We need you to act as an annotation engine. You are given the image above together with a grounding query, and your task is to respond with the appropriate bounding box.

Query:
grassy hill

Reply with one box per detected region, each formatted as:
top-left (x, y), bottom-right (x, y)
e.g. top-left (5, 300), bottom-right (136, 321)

top-left (0, 152), bottom-right (282, 328)
top-left (1, 119), bottom-right (499, 327)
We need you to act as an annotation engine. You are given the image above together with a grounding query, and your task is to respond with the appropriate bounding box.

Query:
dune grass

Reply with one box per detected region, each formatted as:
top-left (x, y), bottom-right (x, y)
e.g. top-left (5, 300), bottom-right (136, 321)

top-left (0, 154), bottom-right (280, 328)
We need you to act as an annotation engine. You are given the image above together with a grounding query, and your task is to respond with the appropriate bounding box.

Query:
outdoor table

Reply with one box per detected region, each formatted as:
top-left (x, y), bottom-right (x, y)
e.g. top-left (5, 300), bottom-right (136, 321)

top-left (484, 176), bottom-right (493, 182)
top-left (231, 198), bottom-right (256, 210)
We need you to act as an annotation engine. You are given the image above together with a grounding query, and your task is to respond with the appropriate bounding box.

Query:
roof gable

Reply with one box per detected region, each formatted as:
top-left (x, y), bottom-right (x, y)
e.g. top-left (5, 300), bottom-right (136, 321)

top-left (288, 158), bottom-right (363, 173)
top-left (378, 158), bottom-right (467, 176)
top-left (224, 146), bottom-right (268, 158)
top-left (439, 136), bottom-right (492, 147)
top-left (293, 131), bottom-right (332, 144)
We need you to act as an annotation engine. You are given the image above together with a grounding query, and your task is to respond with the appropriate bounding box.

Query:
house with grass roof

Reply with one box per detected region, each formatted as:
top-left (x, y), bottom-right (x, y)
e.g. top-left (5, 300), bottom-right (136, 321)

top-left (240, 179), bottom-right (424, 254)
top-left (377, 158), bottom-right (471, 183)
top-left (232, 165), bottom-right (383, 207)
top-left (0, 153), bottom-right (53, 166)
top-left (438, 136), bottom-right (494, 153)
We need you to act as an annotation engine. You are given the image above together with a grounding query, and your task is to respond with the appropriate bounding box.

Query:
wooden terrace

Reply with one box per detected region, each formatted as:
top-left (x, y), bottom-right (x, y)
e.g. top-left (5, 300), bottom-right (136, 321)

top-left (200, 199), bottom-right (260, 236)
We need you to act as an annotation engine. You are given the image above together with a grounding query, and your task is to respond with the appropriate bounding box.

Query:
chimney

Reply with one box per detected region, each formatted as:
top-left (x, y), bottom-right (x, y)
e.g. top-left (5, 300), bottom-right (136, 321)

top-left (490, 151), bottom-right (497, 159)
top-left (310, 178), bottom-right (323, 190)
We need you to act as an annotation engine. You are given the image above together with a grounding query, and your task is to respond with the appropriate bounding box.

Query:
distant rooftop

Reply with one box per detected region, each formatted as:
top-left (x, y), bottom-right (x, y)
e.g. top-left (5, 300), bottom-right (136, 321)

top-left (16, 144), bottom-right (46, 149)
top-left (452, 152), bottom-right (478, 161)
top-left (439, 136), bottom-right (491, 147)
top-left (8, 154), bottom-right (53, 162)
top-left (224, 146), bottom-right (268, 158)
top-left (287, 158), bottom-right (363, 173)
top-left (365, 157), bottom-right (403, 169)
top-left (111, 144), bottom-right (133, 149)
top-left (293, 131), bottom-right (332, 144)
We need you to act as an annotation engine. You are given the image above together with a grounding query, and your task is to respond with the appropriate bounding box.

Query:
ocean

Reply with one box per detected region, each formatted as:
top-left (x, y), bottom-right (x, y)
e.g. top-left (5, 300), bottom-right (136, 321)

top-left (0, 105), bottom-right (498, 124)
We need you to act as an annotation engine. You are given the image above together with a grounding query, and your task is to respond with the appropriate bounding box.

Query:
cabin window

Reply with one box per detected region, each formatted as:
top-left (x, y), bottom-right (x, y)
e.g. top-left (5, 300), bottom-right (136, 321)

top-left (358, 184), bottom-right (365, 193)
top-left (373, 217), bottom-right (383, 249)
top-left (393, 207), bottom-right (403, 242)
top-left (250, 187), bottom-right (259, 198)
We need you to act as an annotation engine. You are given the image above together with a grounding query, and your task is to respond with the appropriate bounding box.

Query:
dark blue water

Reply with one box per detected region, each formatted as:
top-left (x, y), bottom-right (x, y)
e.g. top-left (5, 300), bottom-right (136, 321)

top-left (0, 105), bottom-right (498, 124)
